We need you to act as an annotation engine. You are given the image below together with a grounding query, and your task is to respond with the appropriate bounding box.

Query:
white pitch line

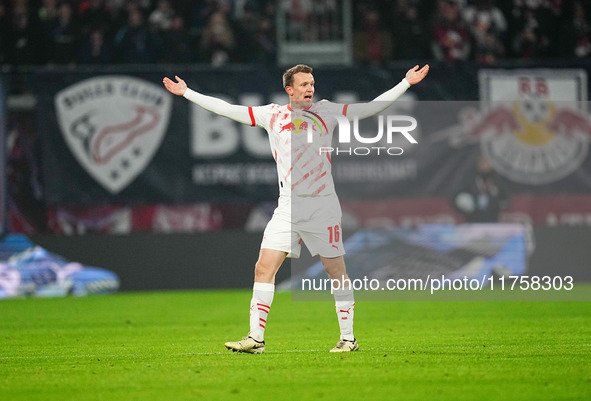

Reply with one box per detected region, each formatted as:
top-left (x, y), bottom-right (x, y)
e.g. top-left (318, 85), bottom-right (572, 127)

top-left (0, 347), bottom-right (402, 360)
top-left (1, 344), bottom-right (534, 361)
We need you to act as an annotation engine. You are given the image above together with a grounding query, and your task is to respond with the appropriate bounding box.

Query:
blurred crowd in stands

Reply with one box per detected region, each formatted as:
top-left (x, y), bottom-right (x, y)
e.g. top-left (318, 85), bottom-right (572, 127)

top-left (0, 0), bottom-right (277, 66)
top-left (0, 0), bottom-right (589, 67)
top-left (355, 0), bottom-right (591, 64)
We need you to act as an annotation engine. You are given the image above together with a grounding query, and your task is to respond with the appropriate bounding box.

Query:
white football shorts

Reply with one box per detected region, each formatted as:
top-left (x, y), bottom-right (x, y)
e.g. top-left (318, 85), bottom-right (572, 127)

top-left (261, 193), bottom-right (345, 258)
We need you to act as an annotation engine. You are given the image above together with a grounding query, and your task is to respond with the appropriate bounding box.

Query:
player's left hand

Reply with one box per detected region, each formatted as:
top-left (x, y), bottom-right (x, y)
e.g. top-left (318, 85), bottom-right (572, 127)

top-left (163, 75), bottom-right (188, 96)
top-left (405, 64), bottom-right (429, 85)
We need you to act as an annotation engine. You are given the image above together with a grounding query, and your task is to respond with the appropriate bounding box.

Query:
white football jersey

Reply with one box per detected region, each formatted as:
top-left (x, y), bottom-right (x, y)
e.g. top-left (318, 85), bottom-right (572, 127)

top-left (248, 100), bottom-right (349, 197)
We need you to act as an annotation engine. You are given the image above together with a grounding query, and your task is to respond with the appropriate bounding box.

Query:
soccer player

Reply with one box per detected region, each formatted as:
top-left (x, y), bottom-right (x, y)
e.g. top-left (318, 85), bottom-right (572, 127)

top-left (163, 64), bottom-right (429, 353)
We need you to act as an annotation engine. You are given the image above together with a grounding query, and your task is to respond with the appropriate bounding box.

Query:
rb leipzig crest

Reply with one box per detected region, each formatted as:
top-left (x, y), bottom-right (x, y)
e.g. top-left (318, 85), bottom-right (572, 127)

top-left (448, 71), bottom-right (590, 185)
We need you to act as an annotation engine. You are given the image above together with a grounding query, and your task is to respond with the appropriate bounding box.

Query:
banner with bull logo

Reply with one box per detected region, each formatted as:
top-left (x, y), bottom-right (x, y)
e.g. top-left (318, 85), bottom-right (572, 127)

top-left (478, 69), bottom-right (588, 185)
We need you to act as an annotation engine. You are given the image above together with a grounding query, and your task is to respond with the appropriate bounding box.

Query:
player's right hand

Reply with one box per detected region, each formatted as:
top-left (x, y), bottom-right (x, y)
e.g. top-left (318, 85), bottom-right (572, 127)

top-left (405, 65), bottom-right (429, 85)
top-left (163, 75), bottom-right (187, 96)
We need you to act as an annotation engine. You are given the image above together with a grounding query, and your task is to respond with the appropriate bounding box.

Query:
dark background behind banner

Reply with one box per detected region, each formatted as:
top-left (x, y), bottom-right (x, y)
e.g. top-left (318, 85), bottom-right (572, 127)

top-left (34, 63), bottom-right (591, 208)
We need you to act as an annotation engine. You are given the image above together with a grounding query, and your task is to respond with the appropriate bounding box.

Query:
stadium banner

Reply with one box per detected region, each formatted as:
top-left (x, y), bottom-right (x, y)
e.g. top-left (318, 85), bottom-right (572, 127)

top-left (0, 234), bottom-right (119, 298)
top-left (479, 69), bottom-right (587, 102)
top-left (34, 69), bottom-right (591, 229)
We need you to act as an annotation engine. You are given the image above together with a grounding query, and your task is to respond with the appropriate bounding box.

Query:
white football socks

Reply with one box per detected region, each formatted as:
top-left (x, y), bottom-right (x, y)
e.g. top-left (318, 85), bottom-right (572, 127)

top-left (333, 287), bottom-right (355, 341)
top-left (248, 282), bottom-right (275, 342)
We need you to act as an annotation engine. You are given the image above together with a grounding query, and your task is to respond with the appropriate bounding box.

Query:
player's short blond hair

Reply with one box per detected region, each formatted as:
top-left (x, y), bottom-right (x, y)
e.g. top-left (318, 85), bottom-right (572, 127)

top-left (283, 64), bottom-right (313, 88)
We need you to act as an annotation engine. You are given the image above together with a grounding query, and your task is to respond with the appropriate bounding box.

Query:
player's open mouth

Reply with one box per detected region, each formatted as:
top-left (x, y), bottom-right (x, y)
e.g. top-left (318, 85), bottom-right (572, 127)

top-left (304, 96), bottom-right (312, 101)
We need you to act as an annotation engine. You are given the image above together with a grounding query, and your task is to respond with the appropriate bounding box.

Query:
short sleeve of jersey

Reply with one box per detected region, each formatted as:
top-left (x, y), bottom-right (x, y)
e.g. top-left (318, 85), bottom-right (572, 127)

top-left (248, 104), bottom-right (275, 131)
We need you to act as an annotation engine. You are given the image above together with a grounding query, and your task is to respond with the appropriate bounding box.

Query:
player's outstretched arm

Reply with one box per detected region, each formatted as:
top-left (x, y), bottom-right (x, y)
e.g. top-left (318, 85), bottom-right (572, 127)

top-left (346, 64), bottom-right (429, 120)
top-left (162, 75), bottom-right (252, 126)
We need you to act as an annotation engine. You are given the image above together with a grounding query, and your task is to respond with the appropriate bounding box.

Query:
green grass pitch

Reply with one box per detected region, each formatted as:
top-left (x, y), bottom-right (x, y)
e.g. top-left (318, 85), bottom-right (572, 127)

top-left (1, 289), bottom-right (590, 401)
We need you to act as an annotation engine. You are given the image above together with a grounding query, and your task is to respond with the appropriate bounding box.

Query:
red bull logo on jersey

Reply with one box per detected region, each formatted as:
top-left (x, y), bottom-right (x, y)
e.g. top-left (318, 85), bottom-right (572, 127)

top-left (445, 97), bottom-right (591, 185)
top-left (291, 119), bottom-right (309, 133)
top-left (279, 122), bottom-right (295, 133)
top-left (279, 117), bottom-right (322, 135)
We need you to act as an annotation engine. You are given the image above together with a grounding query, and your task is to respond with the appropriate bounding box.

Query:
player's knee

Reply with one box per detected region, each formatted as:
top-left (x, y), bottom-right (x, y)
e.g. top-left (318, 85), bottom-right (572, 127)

top-left (324, 266), bottom-right (340, 279)
top-left (255, 260), bottom-right (272, 278)
top-left (322, 258), bottom-right (347, 280)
